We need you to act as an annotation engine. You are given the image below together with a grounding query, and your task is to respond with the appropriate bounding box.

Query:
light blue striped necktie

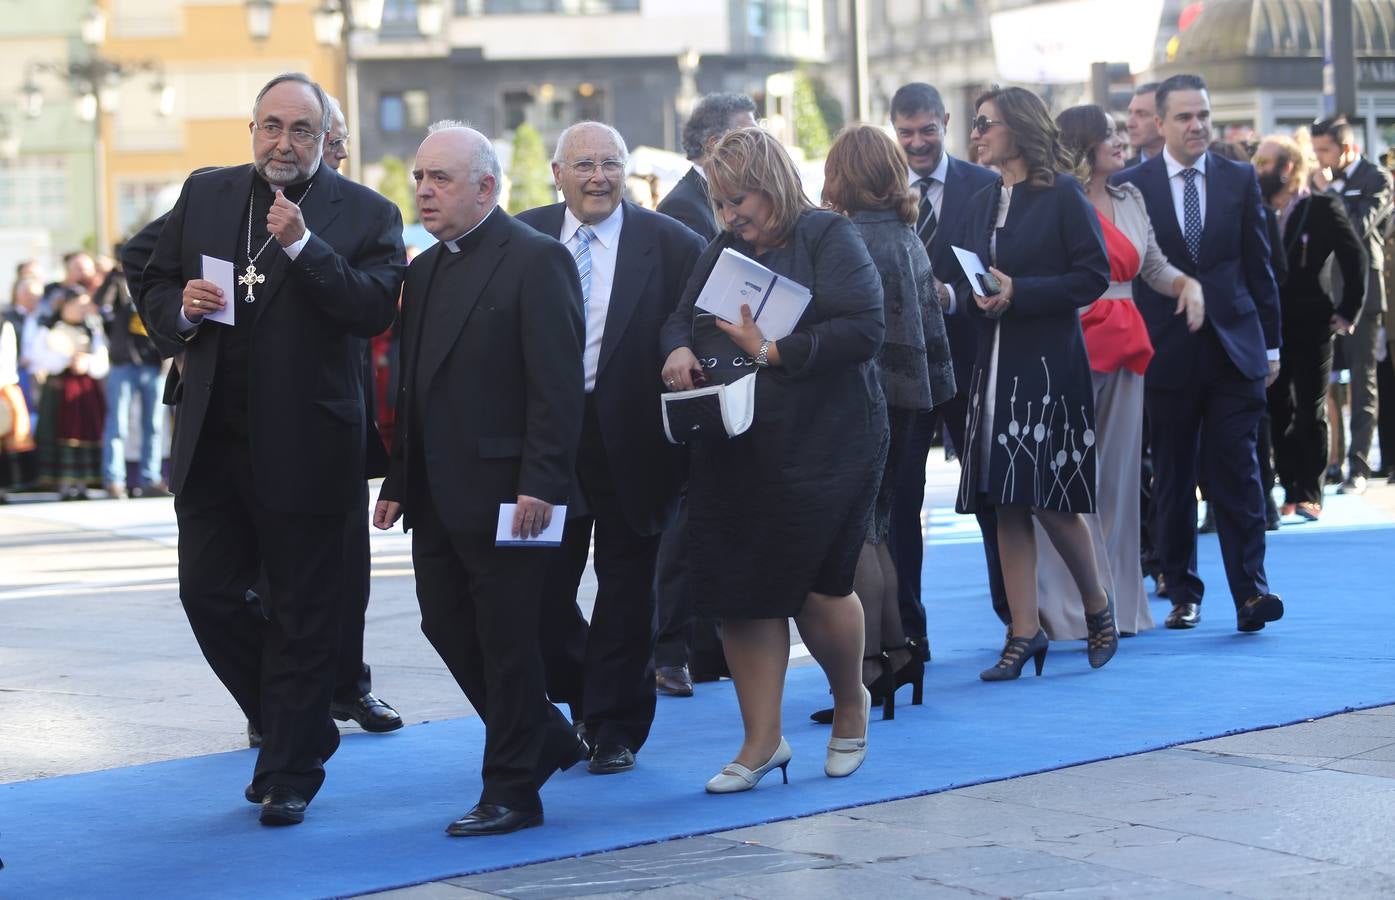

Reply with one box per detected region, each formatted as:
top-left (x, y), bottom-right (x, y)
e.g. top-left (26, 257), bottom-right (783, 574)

top-left (573, 224), bottom-right (594, 314)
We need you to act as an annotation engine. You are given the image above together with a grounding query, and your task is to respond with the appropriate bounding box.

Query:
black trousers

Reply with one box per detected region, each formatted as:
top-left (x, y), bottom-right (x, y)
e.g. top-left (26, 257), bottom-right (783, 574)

top-left (336, 480), bottom-right (373, 701)
top-left (175, 435), bottom-right (343, 800)
top-left (410, 488), bottom-right (576, 812)
top-left (653, 497), bottom-right (728, 677)
top-left (540, 401), bottom-right (661, 752)
top-left (1268, 336), bottom-right (1334, 505)
top-left (889, 391), bottom-right (1009, 633)
top-left (1146, 326), bottom-right (1270, 610)
top-left (1376, 350), bottom-right (1395, 476)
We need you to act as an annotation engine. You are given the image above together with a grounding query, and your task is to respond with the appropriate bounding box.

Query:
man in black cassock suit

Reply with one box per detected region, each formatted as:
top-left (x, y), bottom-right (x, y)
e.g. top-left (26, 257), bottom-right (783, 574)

top-left (138, 73), bottom-right (405, 826)
top-left (374, 123), bottom-right (588, 836)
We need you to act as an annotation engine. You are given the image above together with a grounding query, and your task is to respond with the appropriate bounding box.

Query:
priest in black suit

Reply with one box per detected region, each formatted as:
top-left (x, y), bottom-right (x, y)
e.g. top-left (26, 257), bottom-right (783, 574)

top-left (137, 73), bottom-right (406, 826)
top-left (651, 92), bottom-right (756, 696)
top-left (518, 121), bottom-right (703, 776)
top-left (374, 122), bottom-right (588, 837)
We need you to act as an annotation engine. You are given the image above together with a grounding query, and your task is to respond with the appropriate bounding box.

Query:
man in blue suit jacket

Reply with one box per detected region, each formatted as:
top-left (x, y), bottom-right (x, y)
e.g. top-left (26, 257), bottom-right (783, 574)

top-left (1116, 73), bottom-right (1285, 633)
top-left (887, 82), bottom-right (1009, 652)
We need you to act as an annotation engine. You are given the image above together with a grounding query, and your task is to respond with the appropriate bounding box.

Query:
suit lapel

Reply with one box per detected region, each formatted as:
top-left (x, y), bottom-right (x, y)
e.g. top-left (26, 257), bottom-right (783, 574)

top-left (598, 202), bottom-right (652, 377)
top-left (935, 156), bottom-right (968, 253)
top-left (1144, 157), bottom-right (1186, 259)
top-left (207, 166), bottom-right (253, 269)
top-left (252, 168), bottom-right (343, 325)
top-left (416, 209), bottom-right (510, 393)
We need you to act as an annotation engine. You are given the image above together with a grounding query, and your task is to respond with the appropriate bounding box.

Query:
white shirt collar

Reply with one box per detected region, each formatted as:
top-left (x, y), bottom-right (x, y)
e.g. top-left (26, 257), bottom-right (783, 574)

top-left (692, 165), bottom-right (708, 182)
top-left (1163, 146), bottom-right (1207, 180)
top-left (907, 151), bottom-right (949, 187)
top-left (561, 201), bottom-right (624, 248)
top-left (1343, 158), bottom-right (1361, 180)
top-left (443, 205), bottom-right (497, 253)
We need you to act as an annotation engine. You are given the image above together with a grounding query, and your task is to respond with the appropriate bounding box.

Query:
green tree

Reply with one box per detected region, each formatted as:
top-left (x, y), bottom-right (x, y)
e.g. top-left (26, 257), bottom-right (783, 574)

top-left (376, 155), bottom-right (417, 225)
top-left (507, 122), bottom-right (554, 214)
top-left (792, 69), bottom-right (833, 159)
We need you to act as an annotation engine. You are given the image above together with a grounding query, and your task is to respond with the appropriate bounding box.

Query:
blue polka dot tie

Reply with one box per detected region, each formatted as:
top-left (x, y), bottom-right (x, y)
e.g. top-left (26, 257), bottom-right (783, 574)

top-left (1182, 168), bottom-right (1202, 265)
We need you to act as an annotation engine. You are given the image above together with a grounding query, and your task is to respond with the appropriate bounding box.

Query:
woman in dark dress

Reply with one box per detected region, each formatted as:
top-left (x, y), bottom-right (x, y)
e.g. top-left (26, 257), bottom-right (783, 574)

top-left (660, 127), bottom-right (887, 791)
top-left (811, 124), bottom-right (955, 723)
top-left (955, 87), bottom-right (1116, 680)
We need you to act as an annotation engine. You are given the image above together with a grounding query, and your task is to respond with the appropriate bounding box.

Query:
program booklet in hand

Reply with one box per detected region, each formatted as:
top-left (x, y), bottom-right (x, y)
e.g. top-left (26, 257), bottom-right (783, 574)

top-left (694, 248), bottom-right (812, 341)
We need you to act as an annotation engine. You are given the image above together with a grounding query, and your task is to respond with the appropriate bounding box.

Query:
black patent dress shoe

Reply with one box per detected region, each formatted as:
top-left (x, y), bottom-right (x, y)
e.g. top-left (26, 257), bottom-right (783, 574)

top-left (588, 744), bottom-right (636, 775)
top-left (1237, 593), bottom-right (1284, 632)
top-left (446, 803), bottom-right (543, 836)
top-left (244, 783), bottom-right (262, 805)
top-left (259, 786), bottom-right (308, 826)
top-left (247, 721), bottom-right (263, 748)
top-left (1165, 602), bottom-right (1201, 629)
top-left (655, 665), bottom-right (694, 697)
top-left (331, 692), bottom-right (403, 733)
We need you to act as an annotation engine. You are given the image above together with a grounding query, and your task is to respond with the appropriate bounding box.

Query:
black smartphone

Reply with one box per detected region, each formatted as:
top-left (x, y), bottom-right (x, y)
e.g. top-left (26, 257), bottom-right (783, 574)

top-left (977, 271), bottom-right (1002, 296)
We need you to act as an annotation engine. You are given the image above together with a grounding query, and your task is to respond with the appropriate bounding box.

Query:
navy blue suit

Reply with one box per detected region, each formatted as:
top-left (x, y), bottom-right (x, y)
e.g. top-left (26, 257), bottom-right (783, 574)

top-left (1116, 151), bottom-right (1282, 611)
top-left (890, 154), bottom-right (1011, 638)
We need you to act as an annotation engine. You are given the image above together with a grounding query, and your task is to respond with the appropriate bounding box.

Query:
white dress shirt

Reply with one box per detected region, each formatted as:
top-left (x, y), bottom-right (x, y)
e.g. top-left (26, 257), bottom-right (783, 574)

top-left (562, 202), bottom-right (623, 393)
top-left (1163, 146), bottom-right (1207, 233)
top-left (1328, 158), bottom-right (1361, 194)
top-left (908, 152), bottom-right (957, 314)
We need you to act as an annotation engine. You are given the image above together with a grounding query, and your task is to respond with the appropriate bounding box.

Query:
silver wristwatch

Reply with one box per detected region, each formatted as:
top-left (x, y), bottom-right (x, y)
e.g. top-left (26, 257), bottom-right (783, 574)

top-left (755, 339), bottom-right (770, 367)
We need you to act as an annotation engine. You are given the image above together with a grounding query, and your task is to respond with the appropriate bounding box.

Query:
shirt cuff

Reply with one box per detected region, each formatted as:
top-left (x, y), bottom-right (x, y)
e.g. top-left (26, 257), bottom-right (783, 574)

top-left (1266, 348), bottom-right (1280, 362)
top-left (284, 230), bottom-right (313, 260)
top-left (176, 309), bottom-right (201, 338)
top-left (944, 283), bottom-right (958, 316)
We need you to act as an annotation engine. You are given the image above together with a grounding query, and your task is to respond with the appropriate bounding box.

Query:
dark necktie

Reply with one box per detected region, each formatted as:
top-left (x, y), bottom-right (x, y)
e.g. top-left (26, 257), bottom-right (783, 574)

top-left (916, 177), bottom-right (938, 246)
top-left (1182, 168), bottom-right (1202, 265)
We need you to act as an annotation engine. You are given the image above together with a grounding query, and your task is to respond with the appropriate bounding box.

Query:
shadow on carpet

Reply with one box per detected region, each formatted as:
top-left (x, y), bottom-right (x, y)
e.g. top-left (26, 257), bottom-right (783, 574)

top-left (3, 506), bottom-right (1393, 898)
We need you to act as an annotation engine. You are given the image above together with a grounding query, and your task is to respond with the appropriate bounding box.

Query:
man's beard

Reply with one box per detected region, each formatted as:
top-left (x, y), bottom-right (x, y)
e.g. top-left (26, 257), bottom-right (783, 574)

top-left (257, 153), bottom-right (320, 187)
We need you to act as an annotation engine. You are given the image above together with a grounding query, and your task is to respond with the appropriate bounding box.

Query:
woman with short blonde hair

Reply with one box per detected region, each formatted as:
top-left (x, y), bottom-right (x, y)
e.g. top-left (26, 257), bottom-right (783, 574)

top-left (661, 127), bottom-right (888, 791)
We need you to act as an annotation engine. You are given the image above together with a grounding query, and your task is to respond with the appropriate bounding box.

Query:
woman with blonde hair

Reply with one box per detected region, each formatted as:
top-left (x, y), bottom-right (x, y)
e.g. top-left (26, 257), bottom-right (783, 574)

top-left (808, 124), bottom-right (954, 723)
top-left (660, 127), bottom-right (887, 790)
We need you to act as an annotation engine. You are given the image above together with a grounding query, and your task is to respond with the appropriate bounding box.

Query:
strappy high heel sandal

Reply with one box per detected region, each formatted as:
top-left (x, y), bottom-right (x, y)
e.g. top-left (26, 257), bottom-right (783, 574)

top-left (980, 629), bottom-right (1049, 681)
top-left (1084, 593), bottom-right (1118, 669)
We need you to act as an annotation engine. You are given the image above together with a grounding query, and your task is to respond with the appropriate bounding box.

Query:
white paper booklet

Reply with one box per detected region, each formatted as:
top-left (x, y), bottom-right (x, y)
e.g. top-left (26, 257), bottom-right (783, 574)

top-left (694, 248), bottom-right (812, 341)
top-left (951, 246), bottom-right (993, 297)
top-left (495, 503), bottom-right (568, 548)
top-left (199, 255), bottom-right (236, 325)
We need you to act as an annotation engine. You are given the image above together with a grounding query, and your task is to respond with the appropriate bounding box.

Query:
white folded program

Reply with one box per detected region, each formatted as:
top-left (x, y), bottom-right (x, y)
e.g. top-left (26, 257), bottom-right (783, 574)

top-left (660, 372), bottom-right (757, 444)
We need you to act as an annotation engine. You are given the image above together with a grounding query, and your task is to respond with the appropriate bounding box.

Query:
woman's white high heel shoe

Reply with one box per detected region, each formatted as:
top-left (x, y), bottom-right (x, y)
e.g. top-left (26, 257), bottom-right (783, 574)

top-left (824, 686), bottom-right (871, 777)
top-left (705, 737), bottom-right (792, 794)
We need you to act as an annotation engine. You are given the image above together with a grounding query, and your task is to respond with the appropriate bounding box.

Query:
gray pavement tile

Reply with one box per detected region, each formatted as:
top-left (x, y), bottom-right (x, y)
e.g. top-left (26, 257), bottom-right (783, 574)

top-left (1054, 833), bottom-right (1340, 890)
top-left (694, 864), bottom-right (973, 899)
top-left (1180, 719), bottom-right (1395, 759)
top-left (590, 836), bottom-right (818, 880)
top-left (872, 842), bottom-right (1073, 881)
top-left (921, 857), bottom-right (1216, 897)
top-left (1321, 758), bottom-right (1395, 778)
top-left (1023, 883), bottom-right (1239, 900)
top-left (549, 886), bottom-right (742, 900)
top-left (365, 883), bottom-right (500, 899)
top-left (448, 858), bottom-right (683, 898)
top-left (838, 789), bottom-right (1124, 839)
top-left (717, 813), bottom-right (986, 860)
top-left (1224, 866), bottom-right (1395, 899)
top-left (995, 823), bottom-right (1189, 863)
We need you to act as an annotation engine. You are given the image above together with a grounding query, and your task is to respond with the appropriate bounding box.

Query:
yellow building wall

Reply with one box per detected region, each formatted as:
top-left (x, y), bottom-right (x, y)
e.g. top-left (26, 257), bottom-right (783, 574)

top-left (99, 1), bottom-right (344, 242)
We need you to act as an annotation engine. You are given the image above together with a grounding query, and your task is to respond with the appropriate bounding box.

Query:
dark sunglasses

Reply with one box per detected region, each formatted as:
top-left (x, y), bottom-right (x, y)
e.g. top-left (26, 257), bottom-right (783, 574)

top-left (971, 115), bottom-right (1004, 135)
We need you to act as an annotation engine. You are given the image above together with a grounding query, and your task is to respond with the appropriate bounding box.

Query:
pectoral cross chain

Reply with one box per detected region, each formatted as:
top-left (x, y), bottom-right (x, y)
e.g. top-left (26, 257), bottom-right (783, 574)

top-left (239, 264), bottom-right (266, 304)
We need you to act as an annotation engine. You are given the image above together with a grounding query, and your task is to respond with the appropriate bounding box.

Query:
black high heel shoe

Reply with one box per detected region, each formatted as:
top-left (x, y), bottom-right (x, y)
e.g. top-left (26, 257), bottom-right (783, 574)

top-left (980, 629), bottom-right (1048, 681)
top-left (890, 640), bottom-right (925, 707)
top-left (1084, 594), bottom-right (1118, 669)
top-left (809, 653), bottom-right (896, 723)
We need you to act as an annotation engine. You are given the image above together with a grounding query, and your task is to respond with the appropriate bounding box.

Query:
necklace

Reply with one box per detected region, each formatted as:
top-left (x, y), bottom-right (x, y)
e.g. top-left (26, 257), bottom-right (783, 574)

top-left (240, 180), bottom-right (314, 304)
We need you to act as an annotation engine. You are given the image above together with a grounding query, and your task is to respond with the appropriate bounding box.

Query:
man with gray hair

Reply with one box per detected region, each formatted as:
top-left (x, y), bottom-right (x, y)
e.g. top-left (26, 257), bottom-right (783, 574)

top-left (138, 72), bottom-right (406, 826)
top-left (375, 122), bottom-right (588, 836)
top-left (657, 92), bottom-right (757, 242)
top-left (519, 121), bottom-right (703, 775)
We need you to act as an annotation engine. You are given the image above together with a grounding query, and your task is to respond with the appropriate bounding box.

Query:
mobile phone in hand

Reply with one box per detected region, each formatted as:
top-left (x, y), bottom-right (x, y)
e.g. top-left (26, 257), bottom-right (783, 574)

top-left (977, 271), bottom-right (1002, 296)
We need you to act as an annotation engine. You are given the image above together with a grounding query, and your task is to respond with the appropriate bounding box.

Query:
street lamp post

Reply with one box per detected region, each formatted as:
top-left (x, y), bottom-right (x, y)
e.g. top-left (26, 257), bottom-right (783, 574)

top-left (21, 6), bottom-right (172, 252)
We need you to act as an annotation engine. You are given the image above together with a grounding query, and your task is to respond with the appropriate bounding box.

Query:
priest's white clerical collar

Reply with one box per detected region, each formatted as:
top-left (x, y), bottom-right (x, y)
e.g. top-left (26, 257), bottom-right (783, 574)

top-left (444, 205), bottom-right (497, 253)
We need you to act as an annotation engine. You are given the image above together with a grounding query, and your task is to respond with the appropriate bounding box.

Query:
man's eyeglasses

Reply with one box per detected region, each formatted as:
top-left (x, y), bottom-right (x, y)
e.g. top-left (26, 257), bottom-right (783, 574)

top-left (568, 159), bottom-right (625, 178)
top-left (971, 115), bottom-right (1004, 135)
top-left (254, 122), bottom-right (323, 148)
top-left (328, 137), bottom-right (350, 153)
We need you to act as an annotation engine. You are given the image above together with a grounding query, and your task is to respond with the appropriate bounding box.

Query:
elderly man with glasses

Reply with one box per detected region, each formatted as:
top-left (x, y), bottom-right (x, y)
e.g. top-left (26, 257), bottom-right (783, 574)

top-left (137, 72), bottom-right (406, 827)
top-left (517, 121), bottom-right (704, 776)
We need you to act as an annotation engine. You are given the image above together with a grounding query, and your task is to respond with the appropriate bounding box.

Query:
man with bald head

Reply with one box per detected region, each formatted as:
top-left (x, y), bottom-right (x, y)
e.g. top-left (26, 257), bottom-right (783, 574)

top-left (375, 121), bottom-right (588, 835)
top-left (138, 72), bottom-right (405, 826)
top-left (518, 121), bottom-right (702, 775)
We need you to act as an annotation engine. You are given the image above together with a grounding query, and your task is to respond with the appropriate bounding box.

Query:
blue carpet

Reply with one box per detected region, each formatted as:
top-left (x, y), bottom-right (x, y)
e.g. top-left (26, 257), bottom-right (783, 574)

top-left (3, 497), bottom-right (1394, 899)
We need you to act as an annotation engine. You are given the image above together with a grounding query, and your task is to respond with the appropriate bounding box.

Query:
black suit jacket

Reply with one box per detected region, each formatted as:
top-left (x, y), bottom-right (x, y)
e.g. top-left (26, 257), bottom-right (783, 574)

top-left (138, 164), bottom-right (405, 514)
top-left (379, 207), bottom-right (585, 534)
top-left (1279, 191), bottom-right (1368, 333)
top-left (924, 155), bottom-right (1001, 392)
top-left (656, 167), bottom-right (717, 244)
top-left (1334, 157), bottom-right (1394, 277)
top-left (515, 200), bottom-right (703, 536)
top-left (1116, 152), bottom-right (1281, 389)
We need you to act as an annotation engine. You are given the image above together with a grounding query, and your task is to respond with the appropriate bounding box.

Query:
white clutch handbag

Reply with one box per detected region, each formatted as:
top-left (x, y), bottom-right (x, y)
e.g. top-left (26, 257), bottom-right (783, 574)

top-left (660, 372), bottom-right (757, 444)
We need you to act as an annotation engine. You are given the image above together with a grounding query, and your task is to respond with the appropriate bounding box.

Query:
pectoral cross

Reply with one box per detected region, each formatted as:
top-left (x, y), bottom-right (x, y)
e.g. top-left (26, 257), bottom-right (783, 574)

top-left (238, 264), bottom-right (266, 304)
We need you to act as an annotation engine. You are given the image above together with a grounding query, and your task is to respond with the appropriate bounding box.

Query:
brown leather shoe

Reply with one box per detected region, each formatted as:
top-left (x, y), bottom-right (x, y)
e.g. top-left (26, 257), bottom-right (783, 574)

top-left (655, 665), bottom-right (694, 697)
top-left (1165, 602), bottom-right (1200, 629)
